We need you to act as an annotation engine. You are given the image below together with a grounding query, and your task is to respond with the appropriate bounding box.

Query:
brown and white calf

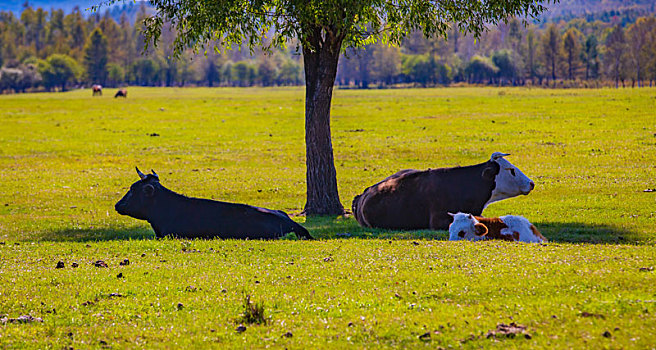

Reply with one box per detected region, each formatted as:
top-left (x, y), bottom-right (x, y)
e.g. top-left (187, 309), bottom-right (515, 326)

top-left (448, 212), bottom-right (546, 243)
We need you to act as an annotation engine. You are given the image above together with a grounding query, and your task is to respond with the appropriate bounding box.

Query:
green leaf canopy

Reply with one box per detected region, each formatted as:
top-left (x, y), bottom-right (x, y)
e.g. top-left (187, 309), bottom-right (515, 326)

top-left (137, 0), bottom-right (556, 56)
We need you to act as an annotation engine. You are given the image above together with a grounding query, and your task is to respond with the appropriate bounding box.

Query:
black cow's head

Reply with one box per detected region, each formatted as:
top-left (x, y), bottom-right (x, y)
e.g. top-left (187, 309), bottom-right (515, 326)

top-left (115, 167), bottom-right (161, 220)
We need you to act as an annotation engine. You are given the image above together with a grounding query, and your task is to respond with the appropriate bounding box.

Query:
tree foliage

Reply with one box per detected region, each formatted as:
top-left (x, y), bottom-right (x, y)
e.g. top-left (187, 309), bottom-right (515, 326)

top-left (83, 27), bottom-right (108, 84)
top-left (3, 5), bottom-right (656, 92)
top-left (562, 27), bottom-right (582, 80)
top-left (38, 53), bottom-right (80, 91)
top-left (465, 55), bottom-right (499, 83)
top-left (604, 25), bottom-right (629, 87)
top-left (542, 23), bottom-right (562, 81)
top-left (138, 0), bottom-right (555, 58)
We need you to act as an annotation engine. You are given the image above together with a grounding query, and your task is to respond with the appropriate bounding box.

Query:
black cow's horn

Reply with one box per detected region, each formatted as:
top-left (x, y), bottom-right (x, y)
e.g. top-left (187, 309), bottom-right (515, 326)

top-left (136, 167), bottom-right (147, 179)
top-left (151, 169), bottom-right (159, 179)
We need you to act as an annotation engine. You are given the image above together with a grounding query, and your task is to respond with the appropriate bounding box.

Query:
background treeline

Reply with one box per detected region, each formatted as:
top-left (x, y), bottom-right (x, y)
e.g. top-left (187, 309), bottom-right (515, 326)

top-left (1, 3), bottom-right (656, 93)
top-left (338, 16), bottom-right (656, 89)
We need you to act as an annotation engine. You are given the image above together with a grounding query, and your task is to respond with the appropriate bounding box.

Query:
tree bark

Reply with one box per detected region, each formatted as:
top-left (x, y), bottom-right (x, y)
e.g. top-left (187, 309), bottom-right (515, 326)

top-left (302, 26), bottom-right (345, 216)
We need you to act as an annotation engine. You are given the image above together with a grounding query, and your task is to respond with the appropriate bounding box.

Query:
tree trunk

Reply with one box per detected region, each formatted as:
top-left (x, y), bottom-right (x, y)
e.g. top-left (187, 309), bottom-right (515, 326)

top-left (614, 58), bottom-right (620, 89)
top-left (302, 26), bottom-right (345, 216)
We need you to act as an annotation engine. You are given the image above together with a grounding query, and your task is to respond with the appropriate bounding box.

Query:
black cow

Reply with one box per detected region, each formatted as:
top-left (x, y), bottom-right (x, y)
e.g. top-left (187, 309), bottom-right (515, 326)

top-left (114, 88), bottom-right (127, 98)
top-left (115, 168), bottom-right (313, 240)
top-left (352, 153), bottom-right (534, 230)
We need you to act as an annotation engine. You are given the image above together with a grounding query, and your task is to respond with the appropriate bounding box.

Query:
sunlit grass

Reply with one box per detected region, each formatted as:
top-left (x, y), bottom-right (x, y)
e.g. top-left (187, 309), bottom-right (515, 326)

top-left (0, 87), bottom-right (655, 348)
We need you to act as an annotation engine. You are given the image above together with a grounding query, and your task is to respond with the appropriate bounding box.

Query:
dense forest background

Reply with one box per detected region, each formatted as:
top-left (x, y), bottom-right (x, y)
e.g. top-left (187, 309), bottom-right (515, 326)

top-left (1, 1), bottom-right (656, 93)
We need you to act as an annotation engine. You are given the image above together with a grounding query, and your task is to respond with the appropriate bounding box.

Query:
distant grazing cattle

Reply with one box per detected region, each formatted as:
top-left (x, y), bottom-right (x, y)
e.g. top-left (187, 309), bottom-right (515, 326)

top-left (352, 152), bottom-right (535, 230)
top-left (92, 84), bottom-right (102, 96)
top-left (115, 168), bottom-right (313, 240)
top-left (448, 212), bottom-right (546, 243)
top-left (114, 88), bottom-right (127, 98)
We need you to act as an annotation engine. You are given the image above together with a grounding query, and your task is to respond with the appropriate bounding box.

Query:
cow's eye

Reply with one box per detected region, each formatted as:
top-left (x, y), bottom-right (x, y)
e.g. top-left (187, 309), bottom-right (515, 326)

top-left (509, 168), bottom-right (516, 176)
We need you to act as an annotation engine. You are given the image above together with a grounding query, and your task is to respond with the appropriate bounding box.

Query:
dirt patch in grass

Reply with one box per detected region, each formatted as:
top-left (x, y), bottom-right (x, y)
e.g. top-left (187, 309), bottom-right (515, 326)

top-left (486, 323), bottom-right (530, 339)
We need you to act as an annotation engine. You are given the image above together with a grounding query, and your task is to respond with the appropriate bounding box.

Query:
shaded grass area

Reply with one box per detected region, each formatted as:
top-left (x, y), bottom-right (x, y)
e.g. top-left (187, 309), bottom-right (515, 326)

top-left (35, 217), bottom-right (632, 244)
top-left (303, 216), bottom-right (635, 244)
top-left (39, 225), bottom-right (155, 242)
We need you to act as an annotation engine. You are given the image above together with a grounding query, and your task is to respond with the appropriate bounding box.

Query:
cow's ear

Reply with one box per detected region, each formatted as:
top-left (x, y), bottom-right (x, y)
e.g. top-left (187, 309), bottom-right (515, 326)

top-left (143, 184), bottom-right (155, 197)
top-left (474, 223), bottom-right (488, 236)
top-left (482, 166), bottom-right (497, 180)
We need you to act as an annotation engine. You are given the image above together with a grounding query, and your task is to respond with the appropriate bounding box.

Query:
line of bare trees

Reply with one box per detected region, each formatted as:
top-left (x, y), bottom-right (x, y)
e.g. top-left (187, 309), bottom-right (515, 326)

top-left (337, 17), bottom-right (656, 88)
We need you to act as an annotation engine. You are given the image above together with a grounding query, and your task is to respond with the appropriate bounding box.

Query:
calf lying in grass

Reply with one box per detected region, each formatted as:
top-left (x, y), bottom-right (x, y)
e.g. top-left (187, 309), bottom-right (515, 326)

top-left (115, 168), bottom-right (313, 240)
top-left (448, 212), bottom-right (546, 243)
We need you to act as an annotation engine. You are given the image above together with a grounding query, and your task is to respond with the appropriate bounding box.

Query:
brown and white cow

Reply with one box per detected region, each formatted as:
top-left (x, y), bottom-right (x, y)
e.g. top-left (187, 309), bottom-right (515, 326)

top-left (92, 84), bottom-right (102, 96)
top-left (352, 152), bottom-right (535, 230)
top-left (448, 212), bottom-right (546, 243)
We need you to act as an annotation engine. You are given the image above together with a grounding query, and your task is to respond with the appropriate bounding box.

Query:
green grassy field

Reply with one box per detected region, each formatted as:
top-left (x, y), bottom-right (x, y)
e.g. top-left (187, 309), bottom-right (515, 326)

top-left (0, 87), bottom-right (655, 348)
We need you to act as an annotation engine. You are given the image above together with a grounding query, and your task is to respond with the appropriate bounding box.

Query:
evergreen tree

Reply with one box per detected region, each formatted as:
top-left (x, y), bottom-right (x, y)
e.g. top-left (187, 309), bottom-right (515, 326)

top-left (83, 27), bottom-right (108, 84)
top-left (526, 29), bottom-right (538, 82)
top-left (584, 34), bottom-right (599, 79)
top-left (65, 7), bottom-right (86, 53)
top-left (107, 62), bottom-right (124, 86)
top-left (133, 58), bottom-right (159, 86)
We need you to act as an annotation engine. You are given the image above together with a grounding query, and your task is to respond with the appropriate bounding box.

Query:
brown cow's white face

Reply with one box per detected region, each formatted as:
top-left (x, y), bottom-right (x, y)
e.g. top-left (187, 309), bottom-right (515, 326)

top-left (485, 153), bottom-right (534, 207)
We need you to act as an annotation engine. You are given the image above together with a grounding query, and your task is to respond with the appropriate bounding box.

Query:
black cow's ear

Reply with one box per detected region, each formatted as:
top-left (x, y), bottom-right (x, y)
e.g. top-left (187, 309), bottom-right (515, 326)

top-left (474, 223), bottom-right (488, 236)
top-left (143, 184), bottom-right (155, 197)
top-left (482, 166), bottom-right (497, 180)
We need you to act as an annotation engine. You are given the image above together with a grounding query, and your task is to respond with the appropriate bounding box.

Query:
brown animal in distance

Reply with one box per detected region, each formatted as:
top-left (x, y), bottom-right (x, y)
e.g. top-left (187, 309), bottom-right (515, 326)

top-left (115, 88), bottom-right (127, 98)
top-left (92, 84), bottom-right (102, 96)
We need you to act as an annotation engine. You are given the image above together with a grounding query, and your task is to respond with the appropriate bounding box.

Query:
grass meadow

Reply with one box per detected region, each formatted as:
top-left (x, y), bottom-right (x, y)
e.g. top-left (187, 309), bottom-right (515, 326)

top-left (0, 87), bottom-right (655, 348)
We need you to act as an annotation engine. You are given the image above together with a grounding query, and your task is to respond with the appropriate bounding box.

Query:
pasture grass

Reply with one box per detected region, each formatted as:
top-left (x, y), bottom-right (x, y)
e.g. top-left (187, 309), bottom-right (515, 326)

top-left (0, 87), bottom-right (655, 348)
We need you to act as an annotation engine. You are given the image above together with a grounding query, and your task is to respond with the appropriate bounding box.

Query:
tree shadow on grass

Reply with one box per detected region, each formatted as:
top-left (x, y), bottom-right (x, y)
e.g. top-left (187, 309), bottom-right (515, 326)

top-left (40, 226), bottom-right (155, 242)
top-left (303, 216), bottom-right (638, 244)
top-left (536, 222), bottom-right (633, 244)
top-left (37, 217), bottom-right (638, 244)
